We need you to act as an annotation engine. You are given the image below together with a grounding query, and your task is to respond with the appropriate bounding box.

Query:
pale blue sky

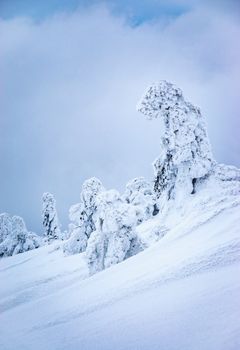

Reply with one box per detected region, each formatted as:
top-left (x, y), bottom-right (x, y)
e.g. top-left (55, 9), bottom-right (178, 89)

top-left (0, 0), bottom-right (239, 233)
top-left (1, 0), bottom-right (239, 23)
top-left (0, 0), bottom-right (187, 23)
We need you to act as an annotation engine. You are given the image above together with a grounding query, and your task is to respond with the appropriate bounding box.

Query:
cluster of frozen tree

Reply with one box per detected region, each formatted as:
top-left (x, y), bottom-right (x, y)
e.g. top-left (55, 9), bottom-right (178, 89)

top-left (0, 213), bottom-right (42, 257)
top-left (0, 192), bottom-right (63, 258)
top-left (63, 177), bottom-right (157, 274)
top-left (0, 81), bottom-right (215, 272)
top-left (64, 80), bottom-right (215, 274)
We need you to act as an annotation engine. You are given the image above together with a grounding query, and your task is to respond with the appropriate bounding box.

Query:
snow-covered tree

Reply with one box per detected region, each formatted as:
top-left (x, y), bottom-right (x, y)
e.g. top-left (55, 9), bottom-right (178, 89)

top-left (42, 192), bottom-right (61, 243)
top-left (0, 213), bottom-right (12, 244)
top-left (122, 177), bottom-right (159, 223)
top-left (81, 177), bottom-right (105, 237)
top-left (0, 214), bottom-right (41, 257)
top-left (63, 178), bottom-right (104, 255)
top-left (137, 81), bottom-right (214, 208)
top-left (86, 189), bottom-right (141, 275)
top-left (63, 203), bottom-right (88, 255)
top-left (11, 216), bottom-right (41, 255)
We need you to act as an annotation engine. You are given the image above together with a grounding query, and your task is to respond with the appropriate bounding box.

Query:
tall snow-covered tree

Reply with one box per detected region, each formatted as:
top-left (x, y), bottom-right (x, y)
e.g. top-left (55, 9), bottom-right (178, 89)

top-left (63, 177), bottom-right (104, 255)
top-left (122, 177), bottom-right (159, 223)
top-left (42, 192), bottom-right (61, 243)
top-left (80, 177), bottom-right (105, 237)
top-left (0, 214), bottom-right (41, 257)
top-left (86, 189), bottom-right (141, 275)
top-left (137, 81), bottom-right (214, 208)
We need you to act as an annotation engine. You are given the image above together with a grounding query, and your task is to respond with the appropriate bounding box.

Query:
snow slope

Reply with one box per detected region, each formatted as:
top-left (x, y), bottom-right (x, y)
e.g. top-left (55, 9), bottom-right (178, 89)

top-left (1, 168), bottom-right (240, 350)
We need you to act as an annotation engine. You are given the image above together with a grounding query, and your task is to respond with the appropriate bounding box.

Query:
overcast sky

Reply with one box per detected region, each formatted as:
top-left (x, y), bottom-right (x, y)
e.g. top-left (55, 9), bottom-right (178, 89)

top-left (1, 0), bottom-right (239, 233)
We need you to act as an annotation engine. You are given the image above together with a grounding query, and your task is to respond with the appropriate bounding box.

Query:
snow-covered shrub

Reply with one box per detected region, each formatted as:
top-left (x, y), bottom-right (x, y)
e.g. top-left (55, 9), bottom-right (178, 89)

top-left (123, 177), bottom-right (159, 223)
top-left (0, 214), bottom-right (41, 257)
top-left (42, 192), bottom-right (61, 243)
top-left (86, 189), bottom-right (141, 275)
top-left (63, 178), bottom-right (105, 255)
top-left (137, 81), bottom-right (214, 208)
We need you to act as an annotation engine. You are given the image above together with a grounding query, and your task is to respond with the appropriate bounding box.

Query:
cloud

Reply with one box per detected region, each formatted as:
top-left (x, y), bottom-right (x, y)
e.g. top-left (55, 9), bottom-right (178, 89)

top-left (0, 3), bottom-right (239, 232)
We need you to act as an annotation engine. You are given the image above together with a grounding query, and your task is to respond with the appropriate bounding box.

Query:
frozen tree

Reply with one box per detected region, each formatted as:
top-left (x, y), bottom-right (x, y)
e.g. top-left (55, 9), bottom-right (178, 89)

top-left (11, 216), bottom-right (41, 255)
top-left (42, 192), bottom-right (61, 243)
top-left (63, 203), bottom-right (88, 255)
top-left (137, 81), bottom-right (214, 207)
top-left (11, 216), bottom-right (28, 255)
top-left (81, 177), bottom-right (105, 237)
top-left (0, 213), bottom-right (13, 256)
top-left (123, 177), bottom-right (159, 223)
top-left (0, 213), bottom-right (12, 244)
top-left (86, 189), bottom-right (141, 275)
top-left (63, 178), bottom-right (104, 255)
top-left (0, 214), bottom-right (41, 257)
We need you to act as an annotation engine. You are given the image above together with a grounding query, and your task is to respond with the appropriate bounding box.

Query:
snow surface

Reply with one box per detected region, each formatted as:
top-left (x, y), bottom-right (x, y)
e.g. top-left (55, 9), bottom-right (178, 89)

top-left (1, 190), bottom-right (239, 349)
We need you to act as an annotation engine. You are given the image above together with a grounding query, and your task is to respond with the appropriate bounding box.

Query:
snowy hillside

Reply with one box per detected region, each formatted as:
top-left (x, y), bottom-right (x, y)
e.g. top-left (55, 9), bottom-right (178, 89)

top-left (1, 81), bottom-right (240, 350)
top-left (1, 169), bottom-right (240, 349)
